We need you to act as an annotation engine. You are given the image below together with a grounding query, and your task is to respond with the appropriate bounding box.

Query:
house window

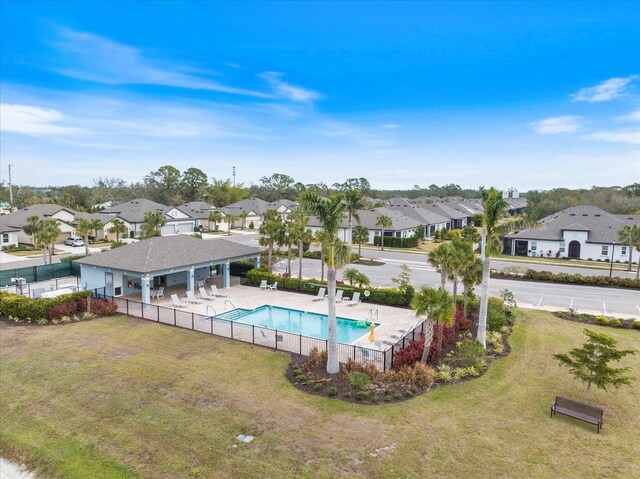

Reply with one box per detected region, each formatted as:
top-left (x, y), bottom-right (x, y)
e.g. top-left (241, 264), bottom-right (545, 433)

top-left (530, 241), bottom-right (537, 251)
top-left (601, 245), bottom-right (609, 256)
top-left (621, 246), bottom-right (627, 256)
top-left (1, 233), bottom-right (8, 243)
top-left (559, 242), bottom-right (565, 253)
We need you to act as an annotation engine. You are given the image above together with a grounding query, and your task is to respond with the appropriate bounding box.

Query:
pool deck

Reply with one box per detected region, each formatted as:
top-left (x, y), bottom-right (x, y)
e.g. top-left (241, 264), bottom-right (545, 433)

top-left (147, 284), bottom-right (420, 347)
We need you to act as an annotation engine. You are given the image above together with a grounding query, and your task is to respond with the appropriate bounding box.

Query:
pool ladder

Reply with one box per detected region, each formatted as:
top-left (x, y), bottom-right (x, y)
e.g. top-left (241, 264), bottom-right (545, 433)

top-left (205, 305), bottom-right (218, 319)
top-left (224, 299), bottom-right (244, 319)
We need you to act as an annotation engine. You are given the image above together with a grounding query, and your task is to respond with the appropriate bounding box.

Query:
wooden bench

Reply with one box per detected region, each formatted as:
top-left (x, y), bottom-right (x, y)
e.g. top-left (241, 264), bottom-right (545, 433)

top-left (551, 396), bottom-right (604, 433)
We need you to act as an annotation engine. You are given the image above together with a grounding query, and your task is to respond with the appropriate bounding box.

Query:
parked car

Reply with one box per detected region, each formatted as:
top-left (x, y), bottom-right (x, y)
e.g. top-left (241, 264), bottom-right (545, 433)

top-left (64, 236), bottom-right (85, 247)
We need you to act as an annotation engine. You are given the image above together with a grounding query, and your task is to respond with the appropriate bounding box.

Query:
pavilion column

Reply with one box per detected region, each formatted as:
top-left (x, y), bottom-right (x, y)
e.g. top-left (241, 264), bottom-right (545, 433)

top-left (141, 275), bottom-right (151, 305)
top-left (223, 261), bottom-right (231, 289)
top-left (187, 267), bottom-right (195, 293)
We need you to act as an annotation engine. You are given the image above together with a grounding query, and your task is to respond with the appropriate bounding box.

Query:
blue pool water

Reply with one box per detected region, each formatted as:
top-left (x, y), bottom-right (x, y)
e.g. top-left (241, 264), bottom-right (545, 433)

top-left (214, 305), bottom-right (377, 344)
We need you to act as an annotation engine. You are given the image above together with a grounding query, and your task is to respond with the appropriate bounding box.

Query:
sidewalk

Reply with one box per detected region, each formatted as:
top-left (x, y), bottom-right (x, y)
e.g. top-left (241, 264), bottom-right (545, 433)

top-left (0, 458), bottom-right (35, 479)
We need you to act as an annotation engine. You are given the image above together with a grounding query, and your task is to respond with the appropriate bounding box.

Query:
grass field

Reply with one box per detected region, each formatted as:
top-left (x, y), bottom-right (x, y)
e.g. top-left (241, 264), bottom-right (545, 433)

top-left (1, 311), bottom-right (638, 478)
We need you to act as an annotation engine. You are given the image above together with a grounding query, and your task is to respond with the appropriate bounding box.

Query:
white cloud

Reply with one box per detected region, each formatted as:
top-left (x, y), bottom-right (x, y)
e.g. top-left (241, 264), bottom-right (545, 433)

top-left (53, 28), bottom-right (269, 98)
top-left (585, 130), bottom-right (640, 145)
top-left (618, 108), bottom-right (640, 121)
top-left (530, 116), bottom-right (582, 134)
top-left (571, 76), bottom-right (638, 103)
top-left (381, 123), bottom-right (400, 129)
top-left (0, 103), bottom-right (87, 136)
top-left (259, 72), bottom-right (321, 103)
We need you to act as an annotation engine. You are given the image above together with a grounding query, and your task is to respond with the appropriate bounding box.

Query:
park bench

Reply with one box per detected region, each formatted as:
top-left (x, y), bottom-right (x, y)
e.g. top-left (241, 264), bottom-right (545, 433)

top-left (550, 396), bottom-right (604, 433)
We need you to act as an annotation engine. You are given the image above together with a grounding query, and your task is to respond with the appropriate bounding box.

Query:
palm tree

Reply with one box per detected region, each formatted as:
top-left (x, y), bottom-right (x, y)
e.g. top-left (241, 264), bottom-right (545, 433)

top-left (75, 218), bottom-right (93, 255)
top-left (427, 242), bottom-right (455, 291)
top-left (278, 218), bottom-right (295, 276)
top-left (226, 214), bottom-right (238, 235)
top-left (411, 287), bottom-right (454, 363)
top-left (343, 188), bottom-right (366, 250)
top-left (448, 239), bottom-right (474, 312)
top-left (461, 256), bottom-right (483, 318)
top-left (343, 268), bottom-right (370, 288)
top-left (108, 218), bottom-right (127, 242)
top-left (315, 230), bottom-right (330, 281)
top-left (627, 225), bottom-right (640, 279)
top-left (89, 218), bottom-right (104, 243)
top-left (461, 225), bottom-right (481, 246)
top-left (288, 209), bottom-right (312, 280)
top-left (299, 192), bottom-right (350, 374)
top-left (239, 211), bottom-right (249, 229)
top-left (258, 209), bottom-right (283, 271)
top-left (141, 211), bottom-right (166, 238)
top-left (352, 225), bottom-right (369, 257)
top-left (477, 187), bottom-right (535, 346)
top-left (22, 215), bottom-right (42, 245)
top-left (36, 219), bottom-right (61, 264)
top-left (618, 225), bottom-right (636, 272)
top-left (376, 214), bottom-right (392, 251)
top-left (208, 210), bottom-right (223, 231)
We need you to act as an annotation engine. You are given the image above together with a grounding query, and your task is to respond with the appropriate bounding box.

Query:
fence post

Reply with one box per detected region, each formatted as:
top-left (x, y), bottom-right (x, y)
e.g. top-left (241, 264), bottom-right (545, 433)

top-left (33, 266), bottom-right (37, 283)
top-left (174, 309), bottom-right (176, 326)
top-left (192, 312), bottom-right (194, 330)
top-left (231, 320), bottom-right (234, 339)
top-left (299, 334), bottom-right (302, 354)
top-left (211, 318), bottom-right (213, 335)
top-left (126, 299), bottom-right (129, 315)
top-left (142, 303), bottom-right (145, 319)
top-left (353, 344), bottom-right (356, 361)
top-left (391, 345), bottom-right (395, 368)
top-left (157, 305), bottom-right (160, 322)
top-left (275, 329), bottom-right (278, 350)
top-left (252, 325), bottom-right (255, 344)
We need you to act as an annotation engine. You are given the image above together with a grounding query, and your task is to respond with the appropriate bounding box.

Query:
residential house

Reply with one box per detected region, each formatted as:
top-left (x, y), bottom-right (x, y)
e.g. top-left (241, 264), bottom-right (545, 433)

top-left (505, 205), bottom-right (640, 261)
top-left (100, 199), bottom-right (196, 238)
top-left (178, 202), bottom-right (229, 232)
top-left (0, 204), bottom-right (78, 245)
top-left (383, 198), bottom-right (450, 238)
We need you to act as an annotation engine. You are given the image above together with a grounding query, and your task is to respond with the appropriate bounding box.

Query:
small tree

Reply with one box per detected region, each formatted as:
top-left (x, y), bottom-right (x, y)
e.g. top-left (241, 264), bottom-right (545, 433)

top-left (89, 218), bottom-right (104, 243)
top-left (342, 268), bottom-right (370, 287)
top-left (376, 214), bottom-right (392, 251)
top-left (554, 329), bottom-right (636, 402)
top-left (75, 218), bottom-right (92, 255)
top-left (108, 218), bottom-right (127, 242)
top-left (226, 214), bottom-right (238, 235)
top-left (208, 210), bottom-right (223, 231)
top-left (352, 225), bottom-right (369, 256)
top-left (411, 287), bottom-right (453, 363)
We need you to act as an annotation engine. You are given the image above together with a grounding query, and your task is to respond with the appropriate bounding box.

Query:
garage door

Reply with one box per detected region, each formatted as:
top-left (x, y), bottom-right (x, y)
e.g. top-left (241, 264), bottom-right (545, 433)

top-left (160, 224), bottom-right (175, 236)
top-left (176, 222), bottom-right (194, 233)
top-left (56, 232), bottom-right (71, 244)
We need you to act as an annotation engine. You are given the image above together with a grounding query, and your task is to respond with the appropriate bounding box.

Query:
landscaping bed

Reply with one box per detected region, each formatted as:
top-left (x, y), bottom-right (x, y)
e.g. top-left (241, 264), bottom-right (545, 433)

top-left (552, 311), bottom-right (640, 330)
top-left (491, 269), bottom-right (640, 289)
top-left (353, 258), bottom-right (385, 266)
top-left (288, 299), bottom-right (514, 404)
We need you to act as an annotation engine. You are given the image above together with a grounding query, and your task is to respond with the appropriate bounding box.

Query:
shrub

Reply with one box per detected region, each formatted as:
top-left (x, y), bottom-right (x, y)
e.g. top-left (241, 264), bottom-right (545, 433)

top-left (313, 383), bottom-right (322, 391)
top-left (327, 387), bottom-right (338, 397)
top-left (596, 315), bottom-right (609, 326)
top-left (493, 342), bottom-right (505, 355)
top-left (466, 366), bottom-right (481, 377)
top-left (426, 341), bottom-right (441, 365)
top-left (0, 291), bottom-right (91, 322)
top-left (486, 331), bottom-right (503, 347)
top-left (405, 389), bottom-right (414, 397)
top-left (455, 306), bottom-right (471, 331)
top-left (345, 358), bottom-right (381, 381)
top-left (373, 236), bottom-right (419, 248)
top-left (607, 318), bottom-right (623, 327)
top-left (248, 221), bottom-right (255, 229)
top-left (307, 347), bottom-right (328, 369)
top-left (496, 269), bottom-right (640, 290)
top-left (453, 367), bottom-right (468, 381)
top-left (355, 391), bottom-right (369, 401)
top-left (393, 332), bottom-right (425, 369)
top-left (393, 392), bottom-right (403, 400)
top-left (295, 374), bottom-right (307, 382)
top-left (48, 301), bottom-right (79, 320)
top-left (459, 338), bottom-right (485, 368)
top-left (487, 297), bottom-right (507, 331)
top-left (435, 364), bottom-right (453, 382)
top-left (347, 371), bottom-right (371, 390)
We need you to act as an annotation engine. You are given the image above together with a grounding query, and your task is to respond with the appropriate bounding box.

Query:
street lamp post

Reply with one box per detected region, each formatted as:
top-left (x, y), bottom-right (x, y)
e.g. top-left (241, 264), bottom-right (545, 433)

top-left (609, 241), bottom-right (616, 277)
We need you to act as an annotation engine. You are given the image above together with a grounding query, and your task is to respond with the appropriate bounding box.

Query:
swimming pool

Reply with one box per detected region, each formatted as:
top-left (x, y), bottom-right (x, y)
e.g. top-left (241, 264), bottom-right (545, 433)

top-left (214, 305), bottom-right (378, 344)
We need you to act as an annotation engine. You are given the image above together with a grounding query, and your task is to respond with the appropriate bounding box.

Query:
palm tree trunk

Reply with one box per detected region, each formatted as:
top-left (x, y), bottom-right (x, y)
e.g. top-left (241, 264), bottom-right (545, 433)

top-left (381, 229), bottom-right (385, 251)
top-left (320, 250), bottom-right (325, 281)
top-left (440, 272), bottom-right (446, 291)
top-left (326, 265), bottom-right (339, 374)
top-left (358, 242), bottom-right (362, 256)
top-left (267, 243), bottom-right (273, 272)
top-left (348, 213), bottom-right (353, 251)
top-left (585, 382), bottom-right (591, 402)
top-left (636, 258), bottom-right (639, 280)
top-left (84, 233), bottom-right (89, 256)
top-left (628, 248), bottom-right (633, 272)
top-left (463, 285), bottom-right (469, 318)
top-left (287, 243), bottom-right (292, 276)
top-left (298, 239), bottom-right (303, 280)
top-left (477, 257), bottom-right (491, 347)
top-left (42, 246), bottom-right (48, 265)
top-left (421, 326), bottom-right (431, 363)
top-left (437, 321), bottom-right (443, 362)
top-left (48, 244), bottom-right (54, 264)
top-left (452, 277), bottom-right (458, 330)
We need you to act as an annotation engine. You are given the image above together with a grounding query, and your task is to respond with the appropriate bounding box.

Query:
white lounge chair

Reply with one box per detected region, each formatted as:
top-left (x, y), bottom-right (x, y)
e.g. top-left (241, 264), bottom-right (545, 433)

top-left (199, 286), bottom-right (214, 300)
top-left (268, 281), bottom-right (278, 291)
top-left (259, 280), bottom-right (268, 290)
top-left (171, 294), bottom-right (187, 308)
top-left (186, 291), bottom-right (204, 304)
top-left (333, 289), bottom-right (344, 302)
top-left (210, 285), bottom-right (227, 297)
top-left (312, 287), bottom-right (326, 301)
top-left (156, 287), bottom-right (164, 299)
top-left (345, 292), bottom-right (360, 306)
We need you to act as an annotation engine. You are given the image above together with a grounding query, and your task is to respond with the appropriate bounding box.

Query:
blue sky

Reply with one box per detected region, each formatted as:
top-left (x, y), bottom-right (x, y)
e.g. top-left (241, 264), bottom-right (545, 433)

top-left (1, 1), bottom-right (639, 191)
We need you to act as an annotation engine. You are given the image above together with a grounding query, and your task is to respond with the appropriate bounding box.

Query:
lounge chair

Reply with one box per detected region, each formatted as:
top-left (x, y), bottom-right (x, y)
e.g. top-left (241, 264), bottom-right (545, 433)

top-left (268, 281), bottom-right (278, 291)
top-left (210, 285), bottom-right (227, 297)
top-left (333, 289), bottom-right (344, 302)
top-left (171, 294), bottom-right (187, 308)
top-left (345, 292), bottom-right (360, 306)
top-left (156, 287), bottom-right (165, 299)
top-left (259, 280), bottom-right (268, 290)
top-left (199, 286), bottom-right (214, 301)
top-left (312, 287), bottom-right (326, 301)
top-left (186, 291), bottom-right (204, 304)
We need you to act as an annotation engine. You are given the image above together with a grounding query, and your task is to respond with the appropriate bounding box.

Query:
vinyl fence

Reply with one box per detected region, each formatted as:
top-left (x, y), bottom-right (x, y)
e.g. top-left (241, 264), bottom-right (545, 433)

top-left (0, 262), bottom-right (80, 287)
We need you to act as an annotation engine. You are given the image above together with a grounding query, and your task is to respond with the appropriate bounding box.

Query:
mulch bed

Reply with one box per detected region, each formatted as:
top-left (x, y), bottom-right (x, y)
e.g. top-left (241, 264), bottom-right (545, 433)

top-left (551, 311), bottom-right (639, 330)
top-left (353, 258), bottom-right (386, 266)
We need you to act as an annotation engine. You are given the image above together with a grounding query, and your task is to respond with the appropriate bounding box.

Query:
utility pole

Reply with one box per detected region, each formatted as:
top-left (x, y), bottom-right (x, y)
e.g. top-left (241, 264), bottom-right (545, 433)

top-left (232, 166), bottom-right (236, 187)
top-left (8, 164), bottom-right (13, 210)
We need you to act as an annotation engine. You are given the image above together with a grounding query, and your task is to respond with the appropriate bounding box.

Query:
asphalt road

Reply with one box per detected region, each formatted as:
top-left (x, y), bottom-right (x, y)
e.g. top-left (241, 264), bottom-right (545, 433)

top-left (224, 233), bottom-right (639, 318)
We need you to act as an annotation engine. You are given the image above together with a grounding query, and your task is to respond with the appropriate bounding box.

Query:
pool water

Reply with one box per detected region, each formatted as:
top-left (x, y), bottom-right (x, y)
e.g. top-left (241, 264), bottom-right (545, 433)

top-left (214, 305), bottom-right (377, 344)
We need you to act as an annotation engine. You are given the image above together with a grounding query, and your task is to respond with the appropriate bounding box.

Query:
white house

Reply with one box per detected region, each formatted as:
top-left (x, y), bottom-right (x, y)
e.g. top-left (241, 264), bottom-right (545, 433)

top-left (100, 199), bottom-right (196, 237)
top-left (0, 204), bottom-right (78, 245)
top-left (506, 205), bottom-right (640, 262)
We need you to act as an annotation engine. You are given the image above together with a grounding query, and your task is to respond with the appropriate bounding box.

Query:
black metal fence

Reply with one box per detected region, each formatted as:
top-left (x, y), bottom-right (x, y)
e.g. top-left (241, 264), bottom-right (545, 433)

top-left (91, 288), bottom-right (433, 371)
top-left (0, 262), bottom-right (80, 287)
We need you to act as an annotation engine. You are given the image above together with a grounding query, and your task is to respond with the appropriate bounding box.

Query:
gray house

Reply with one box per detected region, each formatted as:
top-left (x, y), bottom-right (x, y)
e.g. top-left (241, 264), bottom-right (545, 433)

top-left (76, 235), bottom-right (260, 304)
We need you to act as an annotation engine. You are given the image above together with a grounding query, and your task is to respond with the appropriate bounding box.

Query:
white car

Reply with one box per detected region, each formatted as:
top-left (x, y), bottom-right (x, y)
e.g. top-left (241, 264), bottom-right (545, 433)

top-left (64, 237), bottom-right (85, 247)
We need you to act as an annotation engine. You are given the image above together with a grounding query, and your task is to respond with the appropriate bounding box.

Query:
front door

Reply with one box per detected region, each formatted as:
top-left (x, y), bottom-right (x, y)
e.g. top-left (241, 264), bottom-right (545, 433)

top-left (568, 240), bottom-right (581, 259)
top-left (515, 240), bottom-right (529, 256)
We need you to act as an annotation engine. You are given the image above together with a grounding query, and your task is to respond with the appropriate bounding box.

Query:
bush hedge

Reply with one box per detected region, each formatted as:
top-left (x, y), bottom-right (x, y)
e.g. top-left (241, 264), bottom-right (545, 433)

top-left (492, 269), bottom-right (640, 289)
top-left (230, 260), bottom-right (255, 276)
top-left (246, 269), bottom-right (411, 307)
top-left (0, 290), bottom-right (92, 321)
top-left (373, 236), bottom-right (419, 248)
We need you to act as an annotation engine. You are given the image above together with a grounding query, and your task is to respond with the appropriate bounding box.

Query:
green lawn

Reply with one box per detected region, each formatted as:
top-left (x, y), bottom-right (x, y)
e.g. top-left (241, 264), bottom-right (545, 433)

top-left (1, 311), bottom-right (638, 478)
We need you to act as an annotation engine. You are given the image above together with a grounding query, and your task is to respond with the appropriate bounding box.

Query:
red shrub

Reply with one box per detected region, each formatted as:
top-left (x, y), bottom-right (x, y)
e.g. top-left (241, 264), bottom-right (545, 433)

top-left (90, 298), bottom-right (119, 315)
top-left (455, 306), bottom-right (471, 331)
top-left (393, 332), bottom-right (426, 369)
top-left (426, 341), bottom-right (441, 364)
top-left (48, 301), bottom-right (78, 320)
top-left (432, 324), bottom-right (453, 346)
